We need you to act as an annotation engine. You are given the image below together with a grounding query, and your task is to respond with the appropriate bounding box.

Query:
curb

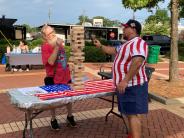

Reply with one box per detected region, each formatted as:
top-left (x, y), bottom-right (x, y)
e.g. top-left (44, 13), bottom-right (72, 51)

top-left (149, 92), bottom-right (184, 105)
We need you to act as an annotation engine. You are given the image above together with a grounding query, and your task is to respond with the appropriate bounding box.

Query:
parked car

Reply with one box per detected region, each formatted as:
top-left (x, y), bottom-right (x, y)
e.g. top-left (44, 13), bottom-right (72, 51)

top-left (142, 34), bottom-right (171, 54)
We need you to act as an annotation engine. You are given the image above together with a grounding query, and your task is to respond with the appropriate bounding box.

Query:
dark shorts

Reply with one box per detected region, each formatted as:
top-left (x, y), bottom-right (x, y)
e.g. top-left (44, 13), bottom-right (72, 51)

top-left (116, 82), bottom-right (148, 115)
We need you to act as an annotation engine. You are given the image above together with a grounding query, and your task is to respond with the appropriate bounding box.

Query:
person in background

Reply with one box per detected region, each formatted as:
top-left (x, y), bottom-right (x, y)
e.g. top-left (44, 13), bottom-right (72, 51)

top-left (41, 25), bottom-right (77, 130)
top-left (11, 40), bottom-right (30, 72)
top-left (93, 19), bottom-right (148, 138)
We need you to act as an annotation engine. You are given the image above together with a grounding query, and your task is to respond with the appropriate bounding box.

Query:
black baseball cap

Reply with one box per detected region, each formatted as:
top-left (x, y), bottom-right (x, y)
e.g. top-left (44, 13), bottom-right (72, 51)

top-left (121, 19), bottom-right (142, 35)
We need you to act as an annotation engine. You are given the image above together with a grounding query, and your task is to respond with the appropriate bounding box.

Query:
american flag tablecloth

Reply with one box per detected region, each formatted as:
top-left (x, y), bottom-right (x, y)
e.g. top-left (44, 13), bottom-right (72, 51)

top-left (35, 79), bottom-right (114, 100)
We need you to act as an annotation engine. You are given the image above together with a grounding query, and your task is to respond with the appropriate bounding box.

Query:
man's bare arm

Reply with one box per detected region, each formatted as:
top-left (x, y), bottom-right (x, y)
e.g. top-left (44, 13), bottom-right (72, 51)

top-left (93, 39), bottom-right (117, 55)
top-left (124, 56), bottom-right (145, 82)
top-left (100, 45), bottom-right (117, 55)
top-left (117, 56), bottom-right (145, 93)
top-left (48, 46), bottom-right (59, 65)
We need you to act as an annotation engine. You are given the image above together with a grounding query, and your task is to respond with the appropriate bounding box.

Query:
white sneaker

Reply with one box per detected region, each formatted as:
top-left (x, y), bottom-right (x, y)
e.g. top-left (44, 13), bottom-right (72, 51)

top-left (11, 69), bottom-right (14, 72)
top-left (13, 68), bottom-right (18, 72)
top-left (26, 68), bottom-right (29, 72)
top-left (19, 69), bottom-right (23, 72)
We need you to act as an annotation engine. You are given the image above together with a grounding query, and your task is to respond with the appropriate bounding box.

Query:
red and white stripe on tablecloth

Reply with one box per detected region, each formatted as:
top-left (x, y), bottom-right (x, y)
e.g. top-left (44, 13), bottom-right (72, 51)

top-left (35, 79), bottom-right (115, 100)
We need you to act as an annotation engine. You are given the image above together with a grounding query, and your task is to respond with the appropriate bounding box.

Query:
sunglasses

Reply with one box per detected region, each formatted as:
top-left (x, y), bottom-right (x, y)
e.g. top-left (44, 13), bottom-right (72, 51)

top-left (45, 30), bottom-right (56, 40)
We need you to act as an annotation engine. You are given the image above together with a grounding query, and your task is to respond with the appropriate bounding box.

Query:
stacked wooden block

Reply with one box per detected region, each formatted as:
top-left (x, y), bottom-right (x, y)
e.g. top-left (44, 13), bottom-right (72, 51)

top-left (69, 26), bottom-right (85, 90)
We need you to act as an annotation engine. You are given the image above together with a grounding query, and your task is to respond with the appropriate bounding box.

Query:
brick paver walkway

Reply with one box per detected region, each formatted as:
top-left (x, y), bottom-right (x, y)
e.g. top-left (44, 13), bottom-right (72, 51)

top-left (0, 61), bottom-right (184, 138)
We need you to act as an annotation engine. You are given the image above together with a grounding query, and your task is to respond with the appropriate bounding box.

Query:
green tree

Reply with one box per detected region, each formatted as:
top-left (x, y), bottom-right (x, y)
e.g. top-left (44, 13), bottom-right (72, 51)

top-left (143, 9), bottom-right (170, 35)
top-left (122, 0), bottom-right (164, 11)
top-left (77, 15), bottom-right (91, 25)
top-left (146, 9), bottom-right (170, 24)
top-left (179, 0), bottom-right (184, 18)
top-left (77, 15), bottom-right (121, 27)
top-left (93, 16), bottom-right (120, 27)
top-left (142, 20), bottom-right (170, 35)
top-left (22, 24), bottom-right (38, 33)
top-left (168, 0), bottom-right (184, 18)
top-left (121, 0), bottom-right (179, 82)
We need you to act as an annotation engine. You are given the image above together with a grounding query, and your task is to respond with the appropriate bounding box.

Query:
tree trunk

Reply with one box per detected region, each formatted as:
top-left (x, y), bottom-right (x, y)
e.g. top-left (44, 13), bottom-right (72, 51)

top-left (169, 0), bottom-right (179, 82)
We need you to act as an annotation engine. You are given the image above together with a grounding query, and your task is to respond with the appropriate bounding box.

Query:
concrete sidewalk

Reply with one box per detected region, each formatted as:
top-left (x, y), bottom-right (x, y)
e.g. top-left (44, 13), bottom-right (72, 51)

top-left (0, 91), bottom-right (184, 138)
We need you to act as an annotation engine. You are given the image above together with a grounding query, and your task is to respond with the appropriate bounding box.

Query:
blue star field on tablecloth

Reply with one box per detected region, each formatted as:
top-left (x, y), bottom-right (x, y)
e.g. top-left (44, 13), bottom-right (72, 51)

top-left (39, 84), bottom-right (72, 93)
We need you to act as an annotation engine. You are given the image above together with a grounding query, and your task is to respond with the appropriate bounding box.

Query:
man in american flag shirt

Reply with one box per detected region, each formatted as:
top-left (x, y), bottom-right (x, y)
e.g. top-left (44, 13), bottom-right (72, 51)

top-left (94, 19), bottom-right (148, 138)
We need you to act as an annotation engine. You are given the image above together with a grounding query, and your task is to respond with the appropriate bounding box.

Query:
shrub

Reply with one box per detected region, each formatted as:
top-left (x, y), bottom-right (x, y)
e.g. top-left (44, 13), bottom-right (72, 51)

top-left (64, 46), bottom-right (71, 60)
top-left (84, 46), bottom-right (107, 62)
top-left (28, 38), bottom-right (43, 50)
top-left (64, 45), bottom-right (107, 62)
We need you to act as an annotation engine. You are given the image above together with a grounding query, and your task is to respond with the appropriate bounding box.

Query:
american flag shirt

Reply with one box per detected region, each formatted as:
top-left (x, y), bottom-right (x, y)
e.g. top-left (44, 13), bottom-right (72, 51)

top-left (113, 37), bottom-right (148, 87)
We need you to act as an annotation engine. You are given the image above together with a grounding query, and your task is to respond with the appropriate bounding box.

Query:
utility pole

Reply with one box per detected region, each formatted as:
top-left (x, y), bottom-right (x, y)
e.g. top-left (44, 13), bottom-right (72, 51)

top-left (48, 7), bottom-right (51, 23)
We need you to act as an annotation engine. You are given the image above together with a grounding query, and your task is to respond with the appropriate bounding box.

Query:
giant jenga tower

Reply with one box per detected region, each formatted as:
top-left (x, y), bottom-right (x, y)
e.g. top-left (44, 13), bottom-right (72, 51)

top-left (69, 26), bottom-right (85, 90)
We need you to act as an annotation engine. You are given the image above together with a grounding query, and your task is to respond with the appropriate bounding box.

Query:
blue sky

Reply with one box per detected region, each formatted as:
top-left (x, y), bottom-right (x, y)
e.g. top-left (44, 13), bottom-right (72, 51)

top-left (0, 0), bottom-right (183, 27)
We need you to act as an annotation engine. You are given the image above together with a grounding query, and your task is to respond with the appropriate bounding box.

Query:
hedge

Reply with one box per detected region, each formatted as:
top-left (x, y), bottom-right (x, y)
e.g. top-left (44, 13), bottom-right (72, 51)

top-left (84, 46), bottom-right (107, 62)
top-left (64, 45), bottom-right (107, 62)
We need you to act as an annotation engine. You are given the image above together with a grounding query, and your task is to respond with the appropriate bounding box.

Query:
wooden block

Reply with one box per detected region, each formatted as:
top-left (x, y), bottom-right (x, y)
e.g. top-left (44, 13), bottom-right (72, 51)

top-left (71, 37), bottom-right (84, 42)
top-left (71, 29), bottom-right (84, 35)
top-left (74, 62), bottom-right (83, 66)
top-left (73, 82), bottom-right (84, 86)
top-left (68, 63), bottom-right (74, 69)
top-left (74, 68), bottom-right (84, 72)
top-left (70, 52), bottom-right (84, 56)
top-left (74, 70), bottom-right (84, 73)
top-left (74, 66), bottom-right (84, 70)
top-left (71, 47), bottom-right (85, 51)
top-left (73, 73), bottom-right (84, 77)
top-left (71, 40), bottom-right (84, 44)
top-left (73, 77), bottom-right (83, 81)
top-left (73, 57), bottom-right (85, 60)
top-left (70, 43), bottom-right (85, 47)
top-left (72, 85), bottom-right (85, 90)
top-left (71, 46), bottom-right (84, 50)
top-left (71, 26), bottom-right (84, 30)
top-left (73, 60), bottom-right (85, 64)
top-left (68, 57), bottom-right (74, 62)
top-left (71, 35), bottom-right (84, 39)
top-left (71, 26), bottom-right (84, 31)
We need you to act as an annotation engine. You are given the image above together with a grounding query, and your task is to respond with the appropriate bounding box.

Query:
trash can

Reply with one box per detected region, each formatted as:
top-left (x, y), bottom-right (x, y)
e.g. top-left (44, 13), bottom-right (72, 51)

top-left (1, 54), bottom-right (6, 64)
top-left (147, 45), bottom-right (160, 64)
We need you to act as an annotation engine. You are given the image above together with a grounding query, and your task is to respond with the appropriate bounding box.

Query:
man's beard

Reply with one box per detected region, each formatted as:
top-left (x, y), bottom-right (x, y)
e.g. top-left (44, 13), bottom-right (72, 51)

top-left (123, 35), bottom-right (128, 40)
top-left (47, 36), bottom-right (57, 46)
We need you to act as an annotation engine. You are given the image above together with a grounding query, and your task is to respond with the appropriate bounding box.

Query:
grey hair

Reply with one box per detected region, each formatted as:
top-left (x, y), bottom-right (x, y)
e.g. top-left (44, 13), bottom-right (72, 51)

top-left (41, 24), bottom-right (48, 37)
